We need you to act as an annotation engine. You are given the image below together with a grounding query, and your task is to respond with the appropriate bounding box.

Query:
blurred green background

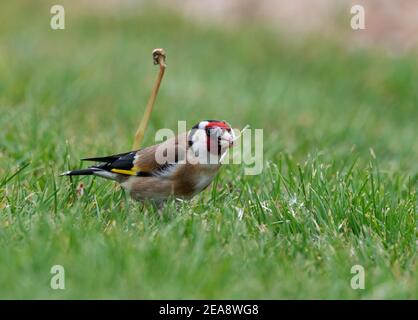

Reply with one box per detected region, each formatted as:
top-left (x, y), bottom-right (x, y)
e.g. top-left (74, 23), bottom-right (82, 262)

top-left (0, 0), bottom-right (416, 299)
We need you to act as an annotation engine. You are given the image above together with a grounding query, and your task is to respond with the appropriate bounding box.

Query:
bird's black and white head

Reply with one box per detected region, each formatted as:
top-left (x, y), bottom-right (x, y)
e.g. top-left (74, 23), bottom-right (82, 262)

top-left (188, 120), bottom-right (235, 158)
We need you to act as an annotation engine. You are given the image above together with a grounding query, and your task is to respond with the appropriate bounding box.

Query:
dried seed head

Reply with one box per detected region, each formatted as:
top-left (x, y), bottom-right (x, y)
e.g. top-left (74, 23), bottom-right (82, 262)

top-left (152, 48), bottom-right (166, 66)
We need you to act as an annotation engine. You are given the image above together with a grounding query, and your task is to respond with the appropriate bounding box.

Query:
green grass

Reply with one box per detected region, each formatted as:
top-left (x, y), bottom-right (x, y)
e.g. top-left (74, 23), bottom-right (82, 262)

top-left (0, 1), bottom-right (416, 299)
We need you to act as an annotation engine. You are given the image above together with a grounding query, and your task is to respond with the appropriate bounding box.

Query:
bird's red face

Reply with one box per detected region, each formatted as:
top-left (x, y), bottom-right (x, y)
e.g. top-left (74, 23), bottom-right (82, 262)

top-left (189, 120), bottom-right (235, 155)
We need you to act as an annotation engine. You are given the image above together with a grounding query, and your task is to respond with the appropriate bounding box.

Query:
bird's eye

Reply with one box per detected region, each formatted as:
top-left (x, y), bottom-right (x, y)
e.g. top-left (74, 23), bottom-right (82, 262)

top-left (205, 128), bottom-right (211, 135)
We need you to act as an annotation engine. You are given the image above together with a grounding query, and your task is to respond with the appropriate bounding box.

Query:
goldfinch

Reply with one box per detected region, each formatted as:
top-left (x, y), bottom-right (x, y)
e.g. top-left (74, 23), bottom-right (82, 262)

top-left (61, 120), bottom-right (235, 201)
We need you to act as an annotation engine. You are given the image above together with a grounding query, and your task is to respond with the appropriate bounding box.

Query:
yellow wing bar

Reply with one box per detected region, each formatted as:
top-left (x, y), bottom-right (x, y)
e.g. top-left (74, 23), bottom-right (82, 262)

top-left (111, 169), bottom-right (137, 176)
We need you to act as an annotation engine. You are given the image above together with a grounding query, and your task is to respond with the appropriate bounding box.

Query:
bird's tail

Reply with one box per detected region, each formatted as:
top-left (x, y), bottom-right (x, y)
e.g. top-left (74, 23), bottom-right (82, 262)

top-left (60, 168), bottom-right (100, 176)
top-left (60, 151), bottom-right (135, 180)
top-left (60, 167), bottom-right (118, 181)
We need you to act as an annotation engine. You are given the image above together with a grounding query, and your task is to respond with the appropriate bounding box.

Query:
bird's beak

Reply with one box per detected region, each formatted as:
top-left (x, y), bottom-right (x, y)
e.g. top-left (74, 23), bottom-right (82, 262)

top-left (221, 132), bottom-right (234, 148)
top-left (225, 137), bottom-right (234, 147)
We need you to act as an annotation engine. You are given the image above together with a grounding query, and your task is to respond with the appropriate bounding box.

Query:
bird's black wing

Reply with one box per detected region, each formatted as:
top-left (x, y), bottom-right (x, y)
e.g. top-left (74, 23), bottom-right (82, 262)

top-left (82, 151), bottom-right (151, 177)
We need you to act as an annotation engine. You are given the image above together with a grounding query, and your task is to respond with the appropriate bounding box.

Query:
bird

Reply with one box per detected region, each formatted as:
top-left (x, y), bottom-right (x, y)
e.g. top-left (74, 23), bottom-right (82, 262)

top-left (61, 120), bottom-right (235, 201)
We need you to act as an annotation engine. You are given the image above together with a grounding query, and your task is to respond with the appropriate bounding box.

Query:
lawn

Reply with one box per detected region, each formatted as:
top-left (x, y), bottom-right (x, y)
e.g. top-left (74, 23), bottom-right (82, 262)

top-left (0, 1), bottom-right (416, 299)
